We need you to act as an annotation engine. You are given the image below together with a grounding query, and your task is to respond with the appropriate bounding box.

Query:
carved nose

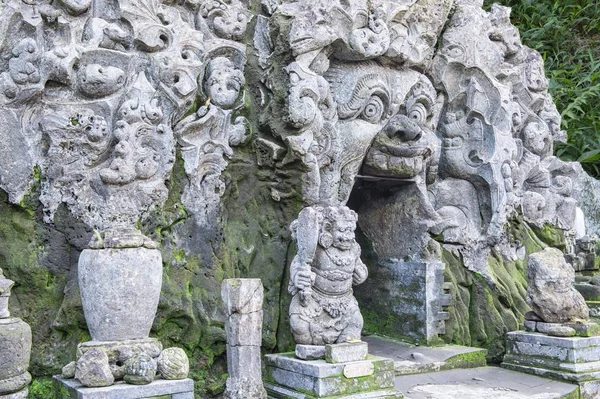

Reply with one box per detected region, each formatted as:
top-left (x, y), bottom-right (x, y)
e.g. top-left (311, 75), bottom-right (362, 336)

top-left (385, 115), bottom-right (421, 142)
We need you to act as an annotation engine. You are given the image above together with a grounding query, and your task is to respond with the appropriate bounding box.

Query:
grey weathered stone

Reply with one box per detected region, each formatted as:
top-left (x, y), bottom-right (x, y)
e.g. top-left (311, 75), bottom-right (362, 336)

top-left (571, 162), bottom-right (600, 238)
top-left (75, 349), bottom-right (115, 388)
top-left (524, 321), bottom-right (536, 332)
top-left (325, 342), bottom-right (368, 364)
top-left (546, 326), bottom-right (576, 337)
top-left (0, 270), bottom-right (32, 396)
top-left (78, 247), bottom-right (163, 342)
top-left (343, 362), bottom-right (375, 378)
top-left (123, 354), bottom-right (157, 385)
top-left (61, 361), bottom-right (76, 379)
top-left (0, 388), bottom-right (29, 399)
top-left (221, 278), bottom-right (266, 399)
top-left (527, 248), bottom-right (589, 323)
top-left (157, 348), bottom-right (189, 380)
top-left (564, 322), bottom-right (600, 337)
top-left (295, 345), bottom-right (326, 360)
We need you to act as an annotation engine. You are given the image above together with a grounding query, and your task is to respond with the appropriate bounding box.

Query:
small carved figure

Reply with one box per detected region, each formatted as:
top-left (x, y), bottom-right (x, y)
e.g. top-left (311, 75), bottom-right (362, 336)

top-left (346, 5), bottom-right (390, 59)
top-left (78, 64), bottom-right (126, 98)
top-left (527, 247), bottom-right (589, 323)
top-left (176, 56), bottom-right (248, 180)
top-left (9, 39), bottom-right (41, 85)
top-left (288, 206), bottom-right (368, 345)
top-left (198, 0), bottom-right (251, 41)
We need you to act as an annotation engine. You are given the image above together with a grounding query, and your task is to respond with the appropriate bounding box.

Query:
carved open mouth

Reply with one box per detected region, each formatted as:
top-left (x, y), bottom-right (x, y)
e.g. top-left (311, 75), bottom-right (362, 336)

top-left (383, 145), bottom-right (431, 158)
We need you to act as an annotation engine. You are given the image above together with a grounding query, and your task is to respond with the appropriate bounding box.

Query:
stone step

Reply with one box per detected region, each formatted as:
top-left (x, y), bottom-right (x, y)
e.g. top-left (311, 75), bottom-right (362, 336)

top-left (395, 366), bottom-right (579, 399)
top-left (362, 335), bottom-right (486, 376)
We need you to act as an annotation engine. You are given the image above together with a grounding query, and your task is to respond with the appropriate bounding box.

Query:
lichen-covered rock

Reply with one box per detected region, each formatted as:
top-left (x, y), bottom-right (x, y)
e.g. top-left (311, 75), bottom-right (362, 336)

top-left (61, 361), bottom-right (76, 379)
top-left (527, 248), bottom-right (589, 323)
top-left (157, 348), bottom-right (189, 380)
top-left (123, 354), bottom-right (157, 385)
top-left (75, 349), bottom-right (114, 387)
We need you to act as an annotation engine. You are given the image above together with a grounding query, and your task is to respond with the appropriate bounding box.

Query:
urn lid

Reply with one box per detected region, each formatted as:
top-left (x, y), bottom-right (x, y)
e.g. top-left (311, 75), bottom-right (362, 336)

top-left (0, 268), bottom-right (15, 318)
top-left (0, 268), bottom-right (14, 296)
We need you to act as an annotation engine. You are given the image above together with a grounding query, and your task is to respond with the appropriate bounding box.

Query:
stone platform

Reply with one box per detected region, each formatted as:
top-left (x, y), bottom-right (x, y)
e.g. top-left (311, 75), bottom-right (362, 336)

top-left (264, 353), bottom-right (402, 398)
top-left (363, 335), bottom-right (486, 376)
top-left (502, 331), bottom-right (600, 398)
top-left (54, 376), bottom-right (194, 399)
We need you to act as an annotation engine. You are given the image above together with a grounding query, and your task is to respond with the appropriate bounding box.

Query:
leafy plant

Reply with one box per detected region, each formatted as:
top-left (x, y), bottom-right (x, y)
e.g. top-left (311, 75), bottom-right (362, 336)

top-left (485, 0), bottom-right (600, 177)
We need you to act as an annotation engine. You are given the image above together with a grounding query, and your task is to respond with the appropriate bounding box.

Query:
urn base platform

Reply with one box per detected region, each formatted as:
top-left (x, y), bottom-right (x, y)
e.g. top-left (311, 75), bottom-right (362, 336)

top-left (53, 376), bottom-right (194, 399)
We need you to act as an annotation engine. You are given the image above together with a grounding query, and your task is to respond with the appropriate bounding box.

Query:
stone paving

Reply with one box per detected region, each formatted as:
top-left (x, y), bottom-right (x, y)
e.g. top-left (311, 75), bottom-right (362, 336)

top-left (395, 366), bottom-right (579, 399)
top-left (364, 335), bottom-right (486, 375)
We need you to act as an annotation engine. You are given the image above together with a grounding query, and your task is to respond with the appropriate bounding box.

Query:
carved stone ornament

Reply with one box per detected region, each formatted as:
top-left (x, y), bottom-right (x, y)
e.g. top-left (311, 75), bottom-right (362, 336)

top-left (0, 0), bottom-right (249, 239)
top-left (288, 206), bottom-right (368, 345)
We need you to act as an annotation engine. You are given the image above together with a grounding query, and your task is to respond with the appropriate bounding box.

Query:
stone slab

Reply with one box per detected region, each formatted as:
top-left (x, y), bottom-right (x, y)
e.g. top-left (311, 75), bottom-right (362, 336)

top-left (54, 376), bottom-right (194, 399)
top-left (507, 331), bottom-right (600, 349)
top-left (344, 362), bottom-right (374, 378)
top-left (394, 366), bottom-right (579, 399)
top-left (265, 354), bottom-right (393, 379)
top-left (525, 321), bottom-right (600, 337)
top-left (325, 342), bottom-right (368, 363)
top-left (363, 335), bottom-right (486, 376)
top-left (296, 345), bottom-right (326, 360)
top-left (265, 353), bottom-right (398, 398)
top-left (506, 331), bottom-right (600, 364)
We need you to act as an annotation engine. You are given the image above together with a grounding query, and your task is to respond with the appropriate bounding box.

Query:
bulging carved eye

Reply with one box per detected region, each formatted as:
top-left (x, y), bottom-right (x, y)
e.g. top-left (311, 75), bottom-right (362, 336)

top-left (408, 103), bottom-right (427, 125)
top-left (361, 95), bottom-right (384, 123)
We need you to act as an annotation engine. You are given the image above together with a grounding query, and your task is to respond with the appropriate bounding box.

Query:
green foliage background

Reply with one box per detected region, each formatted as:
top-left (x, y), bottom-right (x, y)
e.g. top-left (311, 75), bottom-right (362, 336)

top-left (484, 0), bottom-right (600, 176)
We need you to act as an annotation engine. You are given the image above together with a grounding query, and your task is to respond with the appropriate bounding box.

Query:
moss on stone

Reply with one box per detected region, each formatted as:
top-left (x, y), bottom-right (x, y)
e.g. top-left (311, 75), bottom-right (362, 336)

top-left (442, 349), bottom-right (487, 370)
top-left (441, 221), bottom-right (551, 362)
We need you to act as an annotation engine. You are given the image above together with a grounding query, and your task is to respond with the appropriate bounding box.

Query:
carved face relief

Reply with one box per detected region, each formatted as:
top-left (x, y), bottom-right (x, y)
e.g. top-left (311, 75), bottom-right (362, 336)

top-left (522, 120), bottom-right (551, 157)
top-left (348, 25), bottom-right (390, 59)
top-left (331, 219), bottom-right (356, 251)
top-left (78, 64), bottom-right (126, 98)
top-left (9, 38), bottom-right (41, 85)
top-left (363, 76), bottom-right (437, 179)
top-left (199, 0), bottom-right (251, 40)
top-left (204, 57), bottom-right (244, 108)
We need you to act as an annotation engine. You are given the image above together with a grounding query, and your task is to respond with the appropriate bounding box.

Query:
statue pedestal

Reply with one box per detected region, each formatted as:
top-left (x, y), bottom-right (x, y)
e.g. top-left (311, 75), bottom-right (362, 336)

top-left (502, 331), bottom-right (600, 398)
top-left (264, 353), bottom-right (402, 398)
top-left (53, 376), bottom-right (194, 399)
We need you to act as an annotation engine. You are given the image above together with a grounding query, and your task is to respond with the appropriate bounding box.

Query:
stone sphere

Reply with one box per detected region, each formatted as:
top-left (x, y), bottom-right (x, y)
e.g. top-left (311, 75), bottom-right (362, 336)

top-left (123, 354), bottom-right (157, 385)
top-left (157, 348), bottom-right (189, 380)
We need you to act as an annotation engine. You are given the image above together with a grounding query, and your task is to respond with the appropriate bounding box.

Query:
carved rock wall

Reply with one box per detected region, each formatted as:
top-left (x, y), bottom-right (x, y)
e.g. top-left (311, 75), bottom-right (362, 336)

top-left (0, 0), bottom-right (590, 395)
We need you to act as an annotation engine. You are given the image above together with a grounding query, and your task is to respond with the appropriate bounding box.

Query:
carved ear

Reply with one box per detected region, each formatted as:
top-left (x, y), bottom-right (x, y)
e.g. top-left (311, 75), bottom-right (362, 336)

top-left (319, 232), bottom-right (333, 249)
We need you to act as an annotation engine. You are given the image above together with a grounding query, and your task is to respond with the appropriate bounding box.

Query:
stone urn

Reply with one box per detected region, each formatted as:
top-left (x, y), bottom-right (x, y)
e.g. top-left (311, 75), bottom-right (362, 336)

top-left (79, 228), bottom-right (163, 341)
top-left (0, 269), bottom-right (32, 398)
